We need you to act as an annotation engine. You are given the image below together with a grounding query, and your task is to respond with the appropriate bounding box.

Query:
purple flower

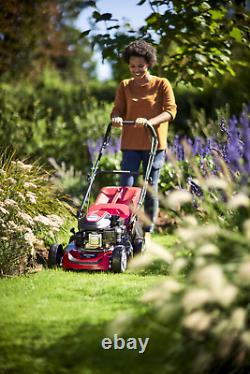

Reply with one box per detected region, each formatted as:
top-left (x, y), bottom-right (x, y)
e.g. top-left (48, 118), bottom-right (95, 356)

top-left (87, 137), bottom-right (121, 162)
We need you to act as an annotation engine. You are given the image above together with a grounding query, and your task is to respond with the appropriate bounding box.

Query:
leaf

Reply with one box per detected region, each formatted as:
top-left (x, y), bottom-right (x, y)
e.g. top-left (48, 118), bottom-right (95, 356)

top-left (92, 11), bottom-right (101, 20)
top-left (97, 13), bottom-right (113, 22)
top-left (145, 13), bottom-right (161, 26)
top-left (137, 0), bottom-right (147, 5)
top-left (230, 27), bottom-right (242, 43)
top-left (79, 30), bottom-right (91, 39)
top-left (107, 25), bottom-right (120, 30)
top-left (226, 66), bottom-right (236, 77)
top-left (209, 9), bottom-right (225, 20)
top-left (85, 0), bottom-right (96, 7)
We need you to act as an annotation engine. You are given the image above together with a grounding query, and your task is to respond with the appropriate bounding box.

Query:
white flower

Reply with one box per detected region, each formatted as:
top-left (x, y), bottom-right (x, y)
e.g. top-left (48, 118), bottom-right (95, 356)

top-left (6, 177), bottom-right (17, 184)
top-left (24, 231), bottom-right (37, 244)
top-left (14, 161), bottom-right (33, 172)
top-left (238, 261), bottom-right (250, 284)
top-left (177, 225), bottom-right (219, 243)
top-left (16, 191), bottom-right (26, 202)
top-left (33, 215), bottom-right (51, 226)
top-left (129, 252), bottom-right (154, 270)
top-left (243, 219), bottom-right (250, 240)
top-left (198, 243), bottom-right (219, 256)
top-left (167, 189), bottom-right (192, 209)
top-left (147, 239), bottom-right (173, 264)
top-left (24, 182), bottom-right (37, 189)
top-left (17, 211), bottom-right (34, 226)
top-left (194, 265), bottom-right (237, 306)
top-left (4, 199), bottom-right (17, 206)
top-left (47, 214), bottom-right (64, 228)
top-left (142, 279), bottom-right (182, 303)
top-left (241, 331), bottom-right (250, 348)
top-left (183, 311), bottom-right (212, 332)
top-left (182, 215), bottom-right (198, 227)
top-left (26, 191), bottom-right (37, 204)
top-left (6, 220), bottom-right (18, 230)
top-left (204, 176), bottom-right (228, 190)
top-left (0, 206), bottom-right (8, 215)
top-left (171, 257), bottom-right (187, 274)
top-left (228, 193), bottom-right (250, 209)
top-left (16, 225), bottom-right (32, 233)
top-left (229, 308), bottom-right (246, 331)
top-left (182, 288), bottom-right (211, 312)
top-left (33, 214), bottom-right (63, 231)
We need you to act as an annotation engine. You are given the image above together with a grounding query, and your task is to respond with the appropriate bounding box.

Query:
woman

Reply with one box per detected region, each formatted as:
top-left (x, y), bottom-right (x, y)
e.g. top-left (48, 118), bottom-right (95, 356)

top-left (111, 39), bottom-right (177, 233)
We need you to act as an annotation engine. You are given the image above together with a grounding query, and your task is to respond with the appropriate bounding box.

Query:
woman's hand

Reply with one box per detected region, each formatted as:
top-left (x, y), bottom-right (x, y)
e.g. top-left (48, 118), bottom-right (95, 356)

top-left (111, 117), bottom-right (123, 128)
top-left (135, 117), bottom-right (149, 127)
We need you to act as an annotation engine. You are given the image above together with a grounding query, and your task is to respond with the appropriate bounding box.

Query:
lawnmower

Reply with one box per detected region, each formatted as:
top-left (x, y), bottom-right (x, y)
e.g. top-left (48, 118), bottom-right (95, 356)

top-left (48, 121), bottom-right (158, 272)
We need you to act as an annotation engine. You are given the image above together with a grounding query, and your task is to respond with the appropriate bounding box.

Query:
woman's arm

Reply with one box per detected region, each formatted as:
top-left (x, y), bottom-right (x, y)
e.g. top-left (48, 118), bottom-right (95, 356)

top-left (148, 111), bottom-right (173, 126)
top-left (135, 111), bottom-right (172, 127)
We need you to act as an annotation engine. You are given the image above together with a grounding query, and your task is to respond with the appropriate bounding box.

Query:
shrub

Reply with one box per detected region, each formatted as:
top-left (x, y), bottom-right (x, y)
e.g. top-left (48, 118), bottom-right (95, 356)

top-left (0, 154), bottom-right (74, 276)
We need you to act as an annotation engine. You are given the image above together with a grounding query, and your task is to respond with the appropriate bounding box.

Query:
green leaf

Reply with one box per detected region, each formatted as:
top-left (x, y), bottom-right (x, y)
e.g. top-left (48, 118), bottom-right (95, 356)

top-left (92, 11), bottom-right (101, 20)
top-left (85, 0), bottom-right (96, 7)
top-left (98, 13), bottom-right (113, 21)
top-left (79, 30), bottom-right (91, 39)
top-left (209, 9), bottom-right (225, 20)
top-left (230, 27), bottom-right (242, 43)
top-left (145, 13), bottom-right (161, 26)
top-left (137, 0), bottom-right (147, 5)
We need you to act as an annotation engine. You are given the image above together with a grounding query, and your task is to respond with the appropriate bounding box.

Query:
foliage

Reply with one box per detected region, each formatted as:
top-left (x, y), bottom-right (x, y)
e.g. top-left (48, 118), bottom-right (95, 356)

top-left (0, 154), bottom-right (74, 276)
top-left (0, 0), bottom-right (96, 81)
top-left (127, 174), bottom-right (250, 373)
top-left (0, 76), bottom-right (113, 171)
top-left (110, 109), bottom-right (250, 373)
top-left (159, 107), bottom-right (250, 194)
top-left (83, 0), bottom-right (250, 88)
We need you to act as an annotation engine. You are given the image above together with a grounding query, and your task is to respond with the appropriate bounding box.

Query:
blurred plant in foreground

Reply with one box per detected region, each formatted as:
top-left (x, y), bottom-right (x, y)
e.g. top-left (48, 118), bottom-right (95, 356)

top-left (109, 139), bottom-right (250, 372)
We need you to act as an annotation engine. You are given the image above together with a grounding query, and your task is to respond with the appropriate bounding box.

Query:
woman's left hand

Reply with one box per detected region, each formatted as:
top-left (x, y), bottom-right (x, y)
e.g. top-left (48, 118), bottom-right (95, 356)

top-left (135, 117), bottom-right (148, 127)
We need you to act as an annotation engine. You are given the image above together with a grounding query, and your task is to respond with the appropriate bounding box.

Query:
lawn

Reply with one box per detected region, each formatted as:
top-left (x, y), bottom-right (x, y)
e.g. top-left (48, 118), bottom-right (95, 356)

top-left (0, 234), bottom-right (176, 374)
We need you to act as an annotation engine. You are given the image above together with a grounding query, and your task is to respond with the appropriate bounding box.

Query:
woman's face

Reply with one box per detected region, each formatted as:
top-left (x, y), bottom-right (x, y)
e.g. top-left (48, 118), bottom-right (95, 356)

top-left (128, 56), bottom-right (149, 80)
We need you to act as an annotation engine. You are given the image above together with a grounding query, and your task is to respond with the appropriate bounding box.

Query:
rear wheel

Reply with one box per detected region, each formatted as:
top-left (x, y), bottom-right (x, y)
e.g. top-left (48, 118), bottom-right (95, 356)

top-left (48, 244), bottom-right (64, 268)
top-left (132, 221), bottom-right (145, 255)
top-left (111, 246), bottom-right (128, 273)
top-left (133, 238), bottom-right (146, 255)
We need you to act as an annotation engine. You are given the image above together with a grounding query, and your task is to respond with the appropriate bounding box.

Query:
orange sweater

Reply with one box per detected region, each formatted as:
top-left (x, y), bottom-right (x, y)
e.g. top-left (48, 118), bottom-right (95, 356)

top-left (111, 76), bottom-right (177, 150)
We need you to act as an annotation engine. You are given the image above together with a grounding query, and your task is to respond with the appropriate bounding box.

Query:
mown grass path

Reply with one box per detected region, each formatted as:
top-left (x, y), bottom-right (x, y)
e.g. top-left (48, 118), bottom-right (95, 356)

top-left (0, 235), bottom-right (176, 374)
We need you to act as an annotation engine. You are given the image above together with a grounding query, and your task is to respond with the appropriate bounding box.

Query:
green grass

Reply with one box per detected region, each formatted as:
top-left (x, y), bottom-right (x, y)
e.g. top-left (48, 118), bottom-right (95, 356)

top-left (0, 234), bottom-right (177, 374)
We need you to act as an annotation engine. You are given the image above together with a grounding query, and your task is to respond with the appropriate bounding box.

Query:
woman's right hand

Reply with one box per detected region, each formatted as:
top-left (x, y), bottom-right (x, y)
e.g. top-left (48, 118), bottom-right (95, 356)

top-left (111, 117), bottom-right (123, 128)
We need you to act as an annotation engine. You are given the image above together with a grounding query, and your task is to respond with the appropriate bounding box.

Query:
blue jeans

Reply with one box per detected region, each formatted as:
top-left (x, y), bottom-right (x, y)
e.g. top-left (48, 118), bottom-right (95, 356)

top-left (120, 150), bottom-right (166, 232)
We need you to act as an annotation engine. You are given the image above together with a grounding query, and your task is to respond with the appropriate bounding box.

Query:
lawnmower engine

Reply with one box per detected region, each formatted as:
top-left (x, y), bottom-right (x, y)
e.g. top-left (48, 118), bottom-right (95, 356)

top-left (62, 210), bottom-right (133, 272)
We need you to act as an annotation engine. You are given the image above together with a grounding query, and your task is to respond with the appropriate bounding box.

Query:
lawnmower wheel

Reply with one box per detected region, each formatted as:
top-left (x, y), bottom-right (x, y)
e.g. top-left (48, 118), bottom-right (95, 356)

top-left (111, 246), bottom-right (128, 273)
top-left (133, 238), bottom-right (146, 255)
top-left (48, 244), bottom-right (64, 268)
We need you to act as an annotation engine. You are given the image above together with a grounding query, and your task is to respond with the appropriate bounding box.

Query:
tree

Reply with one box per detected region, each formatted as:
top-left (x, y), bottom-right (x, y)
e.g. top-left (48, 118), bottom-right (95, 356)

top-left (0, 0), bottom-right (96, 81)
top-left (82, 0), bottom-right (250, 88)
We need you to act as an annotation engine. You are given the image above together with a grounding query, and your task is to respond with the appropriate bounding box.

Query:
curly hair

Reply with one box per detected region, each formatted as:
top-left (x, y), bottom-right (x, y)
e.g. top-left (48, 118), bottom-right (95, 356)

top-left (122, 40), bottom-right (157, 68)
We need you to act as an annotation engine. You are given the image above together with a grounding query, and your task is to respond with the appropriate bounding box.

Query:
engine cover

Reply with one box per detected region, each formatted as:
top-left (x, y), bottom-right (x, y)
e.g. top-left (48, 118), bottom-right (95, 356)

top-left (78, 211), bottom-right (111, 231)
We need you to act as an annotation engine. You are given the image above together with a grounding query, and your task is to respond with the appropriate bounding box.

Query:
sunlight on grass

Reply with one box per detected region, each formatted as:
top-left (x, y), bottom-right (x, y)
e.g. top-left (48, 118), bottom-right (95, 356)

top-left (0, 241), bottom-right (171, 374)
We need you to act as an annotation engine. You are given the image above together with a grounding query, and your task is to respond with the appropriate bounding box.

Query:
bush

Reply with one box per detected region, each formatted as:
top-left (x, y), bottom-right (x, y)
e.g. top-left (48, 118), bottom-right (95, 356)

top-left (0, 154), bottom-right (74, 276)
top-left (0, 76), bottom-right (113, 172)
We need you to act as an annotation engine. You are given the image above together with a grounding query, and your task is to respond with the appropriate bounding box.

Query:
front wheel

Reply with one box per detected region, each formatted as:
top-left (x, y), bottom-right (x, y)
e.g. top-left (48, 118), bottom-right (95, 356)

top-left (48, 244), bottom-right (64, 268)
top-left (111, 246), bottom-right (128, 273)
